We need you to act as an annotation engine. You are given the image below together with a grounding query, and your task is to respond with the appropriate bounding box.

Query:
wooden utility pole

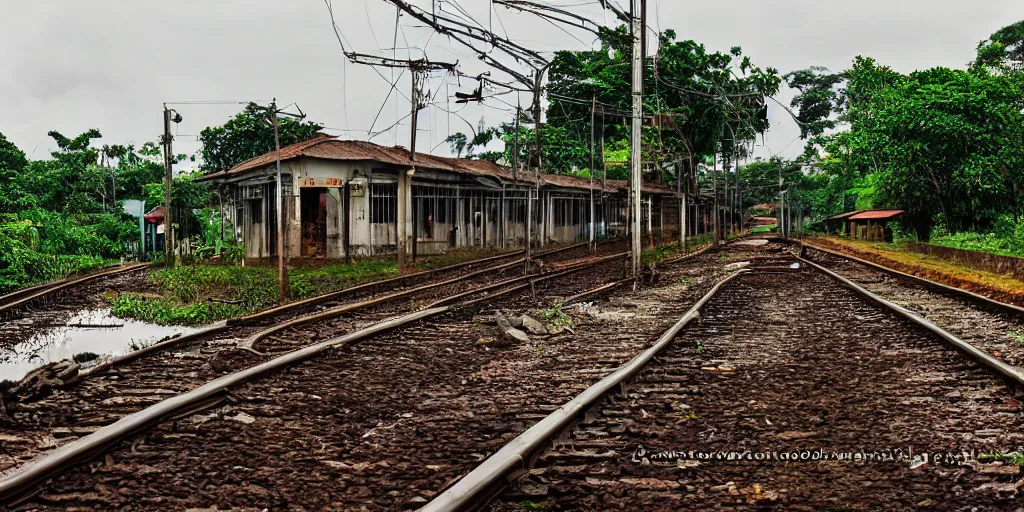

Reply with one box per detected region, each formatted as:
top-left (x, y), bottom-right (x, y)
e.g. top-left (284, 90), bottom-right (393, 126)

top-left (533, 70), bottom-right (544, 253)
top-left (161, 105), bottom-right (174, 267)
top-left (269, 102), bottom-right (289, 300)
top-left (525, 65), bottom-right (551, 271)
top-left (341, 55), bottom-right (455, 271)
top-left (257, 100), bottom-right (305, 302)
top-left (400, 67), bottom-right (421, 271)
top-left (629, 0), bottom-right (644, 276)
top-left (724, 153), bottom-right (731, 237)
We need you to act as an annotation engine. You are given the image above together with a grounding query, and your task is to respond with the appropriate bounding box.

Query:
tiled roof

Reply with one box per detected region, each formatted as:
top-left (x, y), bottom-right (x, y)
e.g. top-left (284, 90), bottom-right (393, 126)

top-left (823, 210), bottom-right (865, 222)
top-left (849, 210), bottom-right (905, 221)
top-left (201, 137), bottom-right (676, 195)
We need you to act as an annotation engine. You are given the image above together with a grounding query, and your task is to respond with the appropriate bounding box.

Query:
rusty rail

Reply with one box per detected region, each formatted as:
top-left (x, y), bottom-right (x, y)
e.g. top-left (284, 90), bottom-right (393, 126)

top-left (81, 243), bottom-right (590, 379)
top-left (801, 241), bottom-right (1024, 317)
top-left (0, 263), bottom-right (150, 315)
top-left (800, 256), bottom-right (1024, 388)
top-left (0, 251), bottom-right (627, 505)
top-left (419, 270), bottom-right (748, 511)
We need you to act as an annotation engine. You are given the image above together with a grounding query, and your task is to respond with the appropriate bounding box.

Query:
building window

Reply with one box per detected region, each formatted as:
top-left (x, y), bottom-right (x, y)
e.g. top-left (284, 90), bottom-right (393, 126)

top-left (371, 183), bottom-right (397, 224)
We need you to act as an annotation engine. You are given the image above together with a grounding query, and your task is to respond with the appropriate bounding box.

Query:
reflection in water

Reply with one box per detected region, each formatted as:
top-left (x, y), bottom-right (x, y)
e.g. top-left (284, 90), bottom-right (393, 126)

top-left (0, 309), bottom-right (198, 381)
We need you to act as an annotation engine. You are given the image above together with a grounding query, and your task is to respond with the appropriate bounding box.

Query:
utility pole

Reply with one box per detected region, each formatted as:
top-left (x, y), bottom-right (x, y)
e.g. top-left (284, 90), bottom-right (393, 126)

top-left (161, 105), bottom-right (176, 267)
top-left (724, 152), bottom-right (731, 237)
top-left (712, 154), bottom-right (719, 244)
top-left (678, 158), bottom-right (686, 251)
top-left (533, 67), bottom-right (545, 252)
top-left (589, 95), bottom-right (596, 253)
top-left (525, 65), bottom-right (551, 271)
top-left (629, 0), bottom-right (644, 276)
top-left (341, 54), bottom-right (456, 270)
top-left (600, 107), bottom-right (606, 237)
top-left (258, 100), bottom-right (306, 302)
top-left (401, 67), bottom-right (421, 271)
top-left (778, 160), bottom-right (785, 239)
top-left (513, 104), bottom-right (520, 182)
top-left (269, 102), bottom-right (288, 301)
top-left (736, 151), bottom-right (742, 233)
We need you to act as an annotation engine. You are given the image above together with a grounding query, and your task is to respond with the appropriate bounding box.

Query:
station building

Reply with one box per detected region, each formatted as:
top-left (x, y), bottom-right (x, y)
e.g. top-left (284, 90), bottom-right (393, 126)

top-left (199, 135), bottom-right (685, 262)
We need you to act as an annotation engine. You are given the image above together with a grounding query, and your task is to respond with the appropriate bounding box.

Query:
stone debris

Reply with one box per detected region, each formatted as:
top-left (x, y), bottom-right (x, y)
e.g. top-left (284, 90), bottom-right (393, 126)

top-left (495, 313), bottom-right (530, 344)
top-left (228, 412), bottom-right (256, 425)
top-left (519, 315), bottom-right (547, 335)
top-left (475, 336), bottom-right (498, 346)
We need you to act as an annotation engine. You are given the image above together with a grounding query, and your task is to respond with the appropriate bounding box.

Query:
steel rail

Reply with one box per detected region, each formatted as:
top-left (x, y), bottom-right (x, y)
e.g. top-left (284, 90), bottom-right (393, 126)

top-left (799, 256), bottom-right (1024, 387)
top-left (553, 243), bottom-right (718, 310)
top-left (0, 307), bottom-right (445, 503)
top-left (228, 248), bottom-right (526, 326)
top-left (801, 241), bottom-right (1024, 317)
top-left (80, 244), bottom-right (590, 379)
top-left (240, 243), bottom-right (608, 349)
top-left (430, 253), bottom-right (628, 309)
top-left (0, 251), bottom-right (627, 505)
top-left (419, 269), bottom-right (749, 512)
top-left (0, 263), bottom-right (150, 315)
top-left (656, 240), bottom-right (718, 266)
top-left (239, 255), bottom-right (532, 350)
top-left (226, 241), bottom-right (594, 327)
top-left (558, 279), bottom-right (631, 309)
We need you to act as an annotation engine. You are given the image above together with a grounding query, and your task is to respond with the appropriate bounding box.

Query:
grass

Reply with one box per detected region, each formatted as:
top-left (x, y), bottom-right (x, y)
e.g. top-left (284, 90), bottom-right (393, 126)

top-left (1010, 331), bottom-right (1024, 344)
top-left (109, 248), bottom-right (508, 326)
top-left (517, 499), bottom-right (555, 512)
top-left (929, 231), bottom-right (1024, 259)
top-left (808, 236), bottom-right (1024, 303)
top-left (641, 234), bottom-right (716, 265)
top-left (542, 302), bottom-right (573, 329)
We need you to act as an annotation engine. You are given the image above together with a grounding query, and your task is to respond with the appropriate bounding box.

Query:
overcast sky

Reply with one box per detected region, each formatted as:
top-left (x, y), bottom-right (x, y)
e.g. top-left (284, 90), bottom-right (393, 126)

top-left (2, 0), bottom-right (1022, 167)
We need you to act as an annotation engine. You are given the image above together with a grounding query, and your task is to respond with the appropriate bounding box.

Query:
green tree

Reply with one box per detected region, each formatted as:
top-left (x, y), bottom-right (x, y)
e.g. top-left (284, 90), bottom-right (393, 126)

top-left (0, 132), bottom-right (33, 213)
top-left (200, 102), bottom-right (324, 172)
top-left (976, 20), bottom-right (1024, 69)
top-left (447, 27), bottom-right (781, 189)
top-left (37, 129), bottom-right (107, 213)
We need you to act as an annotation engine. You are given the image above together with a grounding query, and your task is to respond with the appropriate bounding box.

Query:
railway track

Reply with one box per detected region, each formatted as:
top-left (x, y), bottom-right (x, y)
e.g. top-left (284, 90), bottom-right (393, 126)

top-left (0, 241), bottom-right (632, 506)
top-left (0, 264), bottom-right (153, 358)
top-left (0, 240), bottom-right (729, 510)
top-left (426, 249), bottom-right (1024, 511)
top-left (0, 264), bottom-right (150, 318)
top-left (802, 244), bottom-right (1024, 372)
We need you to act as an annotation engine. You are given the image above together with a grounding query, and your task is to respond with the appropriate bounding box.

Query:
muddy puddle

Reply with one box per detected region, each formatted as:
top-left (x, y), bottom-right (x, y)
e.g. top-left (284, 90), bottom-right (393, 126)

top-left (0, 308), bottom-right (198, 381)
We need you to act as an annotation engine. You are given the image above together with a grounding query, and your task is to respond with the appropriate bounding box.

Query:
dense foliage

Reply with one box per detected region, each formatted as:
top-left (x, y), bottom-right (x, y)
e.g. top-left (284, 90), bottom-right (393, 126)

top-left (111, 259), bottom-right (399, 325)
top-left (447, 27), bottom-right (780, 188)
top-left (0, 130), bottom-right (163, 292)
top-left (783, 20), bottom-right (1024, 241)
top-left (199, 102), bottom-right (324, 172)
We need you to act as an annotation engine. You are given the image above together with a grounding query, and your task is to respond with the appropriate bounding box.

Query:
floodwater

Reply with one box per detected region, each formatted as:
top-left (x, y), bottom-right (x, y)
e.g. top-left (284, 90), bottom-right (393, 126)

top-left (0, 308), bottom-right (198, 382)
